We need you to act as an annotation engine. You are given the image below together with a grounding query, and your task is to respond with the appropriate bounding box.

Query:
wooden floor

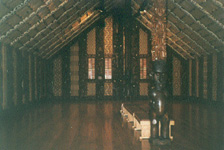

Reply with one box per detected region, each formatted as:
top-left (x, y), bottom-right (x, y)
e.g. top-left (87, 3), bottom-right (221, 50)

top-left (0, 99), bottom-right (223, 150)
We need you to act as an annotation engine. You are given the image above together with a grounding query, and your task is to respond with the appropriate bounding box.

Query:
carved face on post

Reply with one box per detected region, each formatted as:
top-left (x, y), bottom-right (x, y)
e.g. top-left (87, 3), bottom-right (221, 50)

top-left (153, 60), bottom-right (167, 91)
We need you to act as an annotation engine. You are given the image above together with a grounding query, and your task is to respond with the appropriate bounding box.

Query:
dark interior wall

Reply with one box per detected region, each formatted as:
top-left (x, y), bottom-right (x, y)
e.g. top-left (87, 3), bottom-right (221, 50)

top-left (188, 52), bottom-right (224, 102)
top-left (0, 43), bottom-right (47, 112)
top-left (47, 16), bottom-right (155, 100)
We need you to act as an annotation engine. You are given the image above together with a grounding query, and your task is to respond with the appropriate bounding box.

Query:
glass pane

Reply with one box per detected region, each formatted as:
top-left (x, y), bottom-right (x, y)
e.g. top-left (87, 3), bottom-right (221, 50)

top-left (105, 58), bottom-right (112, 79)
top-left (88, 58), bottom-right (95, 79)
top-left (140, 58), bottom-right (147, 79)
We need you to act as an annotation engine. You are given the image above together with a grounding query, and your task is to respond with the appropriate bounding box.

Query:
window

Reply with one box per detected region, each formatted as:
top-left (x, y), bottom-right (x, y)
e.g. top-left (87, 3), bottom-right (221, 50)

top-left (88, 58), bottom-right (95, 79)
top-left (105, 58), bottom-right (112, 79)
top-left (140, 58), bottom-right (147, 79)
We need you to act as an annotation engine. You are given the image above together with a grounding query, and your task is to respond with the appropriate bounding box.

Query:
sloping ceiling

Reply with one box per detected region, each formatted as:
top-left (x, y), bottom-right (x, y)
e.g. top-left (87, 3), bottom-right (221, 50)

top-left (134, 0), bottom-right (224, 59)
top-left (0, 0), bottom-right (223, 59)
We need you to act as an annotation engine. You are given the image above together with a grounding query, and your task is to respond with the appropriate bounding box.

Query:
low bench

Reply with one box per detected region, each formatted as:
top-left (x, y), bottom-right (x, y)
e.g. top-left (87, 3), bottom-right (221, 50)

top-left (134, 112), bottom-right (175, 140)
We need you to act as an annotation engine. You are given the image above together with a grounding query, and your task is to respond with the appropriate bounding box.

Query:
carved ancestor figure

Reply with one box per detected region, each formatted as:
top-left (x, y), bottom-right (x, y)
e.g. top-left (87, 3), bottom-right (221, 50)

top-left (150, 60), bottom-right (170, 145)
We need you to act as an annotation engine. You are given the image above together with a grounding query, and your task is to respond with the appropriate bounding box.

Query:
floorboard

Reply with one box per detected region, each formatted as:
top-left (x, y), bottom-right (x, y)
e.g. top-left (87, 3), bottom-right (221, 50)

top-left (0, 100), bottom-right (223, 150)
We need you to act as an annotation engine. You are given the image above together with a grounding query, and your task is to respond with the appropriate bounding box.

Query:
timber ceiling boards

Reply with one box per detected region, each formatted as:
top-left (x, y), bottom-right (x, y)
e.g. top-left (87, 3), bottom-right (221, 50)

top-left (0, 0), bottom-right (223, 59)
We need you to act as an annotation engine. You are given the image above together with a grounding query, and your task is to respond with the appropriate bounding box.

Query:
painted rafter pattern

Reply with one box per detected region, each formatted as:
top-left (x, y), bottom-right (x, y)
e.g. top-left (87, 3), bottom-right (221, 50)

top-left (170, 0), bottom-right (223, 50)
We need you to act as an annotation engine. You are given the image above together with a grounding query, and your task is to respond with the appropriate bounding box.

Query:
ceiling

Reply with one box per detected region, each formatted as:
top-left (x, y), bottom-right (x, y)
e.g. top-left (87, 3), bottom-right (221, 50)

top-left (0, 0), bottom-right (223, 60)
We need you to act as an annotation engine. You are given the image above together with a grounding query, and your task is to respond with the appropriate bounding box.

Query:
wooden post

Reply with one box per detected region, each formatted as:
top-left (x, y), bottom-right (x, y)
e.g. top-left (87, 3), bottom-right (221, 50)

top-left (124, 0), bottom-right (132, 100)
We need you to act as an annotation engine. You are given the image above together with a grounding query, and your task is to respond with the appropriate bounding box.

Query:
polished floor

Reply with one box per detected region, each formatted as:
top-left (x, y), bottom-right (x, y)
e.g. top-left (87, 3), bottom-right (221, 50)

top-left (0, 99), bottom-right (223, 150)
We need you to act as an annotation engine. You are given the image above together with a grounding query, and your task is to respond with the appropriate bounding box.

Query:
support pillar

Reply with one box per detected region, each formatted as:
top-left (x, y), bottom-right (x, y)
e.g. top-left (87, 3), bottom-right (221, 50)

top-left (124, 0), bottom-right (132, 100)
top-left (150, 0), bottom-right (173, 145)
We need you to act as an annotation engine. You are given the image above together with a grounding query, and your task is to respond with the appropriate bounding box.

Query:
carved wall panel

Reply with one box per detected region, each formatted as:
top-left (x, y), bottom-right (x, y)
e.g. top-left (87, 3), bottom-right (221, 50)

top-left (196, 58), bottom-right (199, 97)
top-left (203, 56), bottom-right (208, 99)
top-left (173, 56), bottom-right (181, 96)
top-left (189, 59), bottom-right (192, 96)
top-left (70, 42), bottom-right (79, 96)
top-left (53, 56), bottom-right (62, 96)
top-left (87, 82), bottom-right (96, 96)
top-left (104, 82), bottom-right (113, 96)
top-left (139, 82), bottom-right (148, 96)
top-left (151, 0), bottom-right (167, 61)
top-left (212, 53), bottom-right (217, 101)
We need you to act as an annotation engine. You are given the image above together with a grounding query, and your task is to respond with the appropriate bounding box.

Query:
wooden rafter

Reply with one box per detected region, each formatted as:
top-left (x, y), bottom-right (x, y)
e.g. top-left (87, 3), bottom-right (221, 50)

top-left (17, 0), bottom-right (85, 51)
top-left (170, 0), bottom-right (222, 51)
top-left (168, 10), bottom-right (217, 53)
top-left (45, 0), bottom-right (115, 58)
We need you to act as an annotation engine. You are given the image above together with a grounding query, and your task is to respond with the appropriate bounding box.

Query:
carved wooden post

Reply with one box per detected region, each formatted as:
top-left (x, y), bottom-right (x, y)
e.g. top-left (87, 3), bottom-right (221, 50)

top-left (150, 0), bottom-right (172, 145)
top-left (151, 0), bottom-right (167, 61)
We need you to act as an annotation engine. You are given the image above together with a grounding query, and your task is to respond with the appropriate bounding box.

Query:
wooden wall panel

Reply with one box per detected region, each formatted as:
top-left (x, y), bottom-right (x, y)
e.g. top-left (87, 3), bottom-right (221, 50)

top-left (212, 53), bottom-right (217, 101)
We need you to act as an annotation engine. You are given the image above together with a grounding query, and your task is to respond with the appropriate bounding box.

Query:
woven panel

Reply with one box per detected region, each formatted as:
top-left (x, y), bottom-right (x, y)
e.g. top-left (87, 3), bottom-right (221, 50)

top-left (189, 59), bottom-right (192, 96)
top-left (53, 56), bottom-right (62, 96)
top-left (203, 56), bottom-right (208, 99)
top-left (173, 57), bottom-right (181, 96)
top-left (87, 28), bottom-right (96, 55)
top-left (212, 53), bottom-right (217, 101)
top-left (139, 28), bottom-right (148, 55)
top-left (196, 58), bottom-right (199, 97)
top-left (87, 83), bottom-right (96, 96)
top-left (104, 82), bottom-right (113, 96)
top-left (104, 16), bottom-right (113, 55)
top-left (70, 42), bottom-right (79, 96)
top-left (139, 82), bottom-right (148, 96)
